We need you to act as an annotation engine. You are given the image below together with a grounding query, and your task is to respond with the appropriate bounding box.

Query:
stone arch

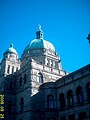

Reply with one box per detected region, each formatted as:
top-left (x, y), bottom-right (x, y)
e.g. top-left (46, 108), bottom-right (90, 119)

top-left (76, 86), bottom-right (84, 104)
top-left (86, 82), bottom-right (90, 102)
top-left (59, 93), bottom-right (66, 109)
top-left (67, 90), bottom-right (74, 107)
top-left (37, 72), bottom-right (43, 83)
top-left (47, 94), bottom-right (54, 109)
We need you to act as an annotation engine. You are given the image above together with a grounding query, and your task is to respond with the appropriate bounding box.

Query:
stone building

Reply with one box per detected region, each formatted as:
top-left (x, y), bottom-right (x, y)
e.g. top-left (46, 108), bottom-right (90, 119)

top-left (39, 64), bottom-right (90, 120)
top-left (0, 26), bottom-right (90, 120)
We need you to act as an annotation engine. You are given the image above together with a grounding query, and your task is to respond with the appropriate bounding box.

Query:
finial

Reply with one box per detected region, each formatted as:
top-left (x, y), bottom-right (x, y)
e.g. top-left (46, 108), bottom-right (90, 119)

top-left (87, 34), bottom-right (90, 45)
top-left (36, 25), bottom-right (44, 39)
top-left (10, 43), bottom-right (13, 48)
top-left (38, 24), bottom-right (42, 31)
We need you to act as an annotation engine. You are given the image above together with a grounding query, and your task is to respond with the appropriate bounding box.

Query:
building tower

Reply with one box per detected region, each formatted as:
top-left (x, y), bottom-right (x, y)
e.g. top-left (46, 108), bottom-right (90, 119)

top-left (20, 25), bottom-right (66, 95)
top-left (0, 26), bottom-right (67, 120)
top-left (0, 44), bottom-right (20, 76)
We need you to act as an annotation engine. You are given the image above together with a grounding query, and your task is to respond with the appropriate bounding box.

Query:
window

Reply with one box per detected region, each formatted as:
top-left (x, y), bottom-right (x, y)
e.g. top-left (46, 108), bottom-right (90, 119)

top-left (67, 90), bottom-right (73, 107)
top-left (23, 74), bottom-right (26, 84)
top-left (51, 61), bottom-right (53, 67)
top-left (47, 59), bottom-right (49, 66)
top-left (86, 82), bottom-right (90, 102)
top-left (47, 95), bottom-right (54, 109)
top-left (8, 100), bottom-right (12, 113)
top-left (20, 97), bottom-right (24, 112)
top-left (19, 77), bottom-right (22, 87)
top-left (59, 93), bottom-right (66, 109)
top-left (76, 86), bottom-right (84, 104)
top-left (12, 66), bottom-right (14, 73)
top-left (7, 65), bottom-right (10, 74)
top-left (16, 67), bottom-right (18, 72)
top-left (37, 73), bottom-right (43, 83)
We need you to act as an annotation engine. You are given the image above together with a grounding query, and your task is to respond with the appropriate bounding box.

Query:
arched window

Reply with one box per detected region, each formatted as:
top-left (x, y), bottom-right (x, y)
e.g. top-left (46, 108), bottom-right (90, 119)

top-left (20, 97), bottom-right (24, 112)
top-left (12, 66), bottom-right (14, 73)
top-left (67, 90), bottom-right (73, 107)
top-left (47, 95), bottom-right (54, 109)
top-left (19, 77), bottom-right (22, 87)
top-left (7, 65), bottom-right (10, 74)
top-left (86, 82), bottom-right (90, 102)
top-left (76, 86), bottom-right (84, 104)
top-left (24, 74), bottom-right (27, 84)
top-left (8, 100), bottom-right (12, 113)
top-left (59, 93), bottom-right (66, 109)
top-left (16, 67), bottom-right (18, 72)
top-left (37, 73), bottom-right (43, 83)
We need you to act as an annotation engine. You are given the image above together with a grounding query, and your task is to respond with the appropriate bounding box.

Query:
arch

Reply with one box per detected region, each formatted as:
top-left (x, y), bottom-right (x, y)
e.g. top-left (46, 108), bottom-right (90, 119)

top-left (76, 86), bottom-right (84, 104)
top-left (67, 90), bottom-right (73, 107)
top-left (24, 74), bottom-right (27, 84)
top-left (20, 97), bottom-right (24, 112)
top-left (47, 94), bottom-right (54, 109)
top-left (16, 67), bottom-right (18, 72)
top-left (59, 93), bottom-right (66, 109)
top-left (12, 66), bottom-right (14, 73)
top-left (37, 73), bottom-right (43, 83)
top-left (7, 65), bottom-right (10, 74)
top-left (86, 82), bottom-right (90, 102)
top-left (8, 100), bottom-right (12, 113)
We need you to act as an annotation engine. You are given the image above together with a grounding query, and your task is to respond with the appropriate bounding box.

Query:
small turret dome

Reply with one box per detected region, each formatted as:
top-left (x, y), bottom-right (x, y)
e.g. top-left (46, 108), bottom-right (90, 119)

top-left (5, 44), bottom-right (17, 54)
top-left (24, 25), bottom-right (55, 52)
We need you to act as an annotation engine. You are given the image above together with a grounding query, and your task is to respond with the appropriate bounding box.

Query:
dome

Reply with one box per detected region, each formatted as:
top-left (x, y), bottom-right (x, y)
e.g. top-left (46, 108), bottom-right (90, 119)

top-left (24, 25), bottom-right (55, 52)
top-left (24, 39), bottom-right (55, 52)
top-left (5, 44), bottom-right (17, 54)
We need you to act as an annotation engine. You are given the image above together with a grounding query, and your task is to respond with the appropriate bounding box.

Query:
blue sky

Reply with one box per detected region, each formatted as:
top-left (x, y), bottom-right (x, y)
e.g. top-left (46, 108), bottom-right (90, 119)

top-left (0, 0), bottom-right (90, 72)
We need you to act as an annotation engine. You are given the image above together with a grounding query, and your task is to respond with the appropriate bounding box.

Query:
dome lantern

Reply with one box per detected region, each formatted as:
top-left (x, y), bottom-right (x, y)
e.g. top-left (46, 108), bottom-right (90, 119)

top-left (24, 26), bottom-right (55, 53)
top-left (36, 25), bottom-right (44, 39)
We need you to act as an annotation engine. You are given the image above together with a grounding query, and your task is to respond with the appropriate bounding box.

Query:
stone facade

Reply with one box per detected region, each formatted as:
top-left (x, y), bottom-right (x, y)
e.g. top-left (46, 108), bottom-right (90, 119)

top-left (0, 27), bottom-right (90, 120)
top-left (39, 64), bottom-right (90, 120)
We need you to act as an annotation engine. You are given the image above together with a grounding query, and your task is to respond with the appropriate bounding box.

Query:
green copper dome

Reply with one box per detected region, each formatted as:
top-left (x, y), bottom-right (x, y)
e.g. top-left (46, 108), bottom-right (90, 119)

top-left (5, 44), bottom-right (17, 54)
top-left (24, 25), bottom-right (55, 52)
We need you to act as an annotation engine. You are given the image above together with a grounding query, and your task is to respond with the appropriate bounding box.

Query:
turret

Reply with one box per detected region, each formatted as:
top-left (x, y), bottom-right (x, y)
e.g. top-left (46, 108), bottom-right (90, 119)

top-left (0, 44), bottom-right (20, 76)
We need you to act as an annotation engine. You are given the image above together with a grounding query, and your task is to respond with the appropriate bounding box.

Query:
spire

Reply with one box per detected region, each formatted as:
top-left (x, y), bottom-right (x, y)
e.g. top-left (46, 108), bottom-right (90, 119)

top-left (36, 25), bottom-right (44, 39)
top-left (38, 24), bottom-right (42, 31)
top-left (87, 34), bottom-right (90, 45)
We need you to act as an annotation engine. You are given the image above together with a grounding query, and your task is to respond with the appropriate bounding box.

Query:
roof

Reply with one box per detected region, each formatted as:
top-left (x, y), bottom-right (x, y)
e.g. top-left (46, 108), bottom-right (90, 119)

top-left (5, 44), bottom-right (17, 54)
top-left (24, 38), bottom-right (55, 52)
top-left (24, 25), bottom-right (55, 52)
